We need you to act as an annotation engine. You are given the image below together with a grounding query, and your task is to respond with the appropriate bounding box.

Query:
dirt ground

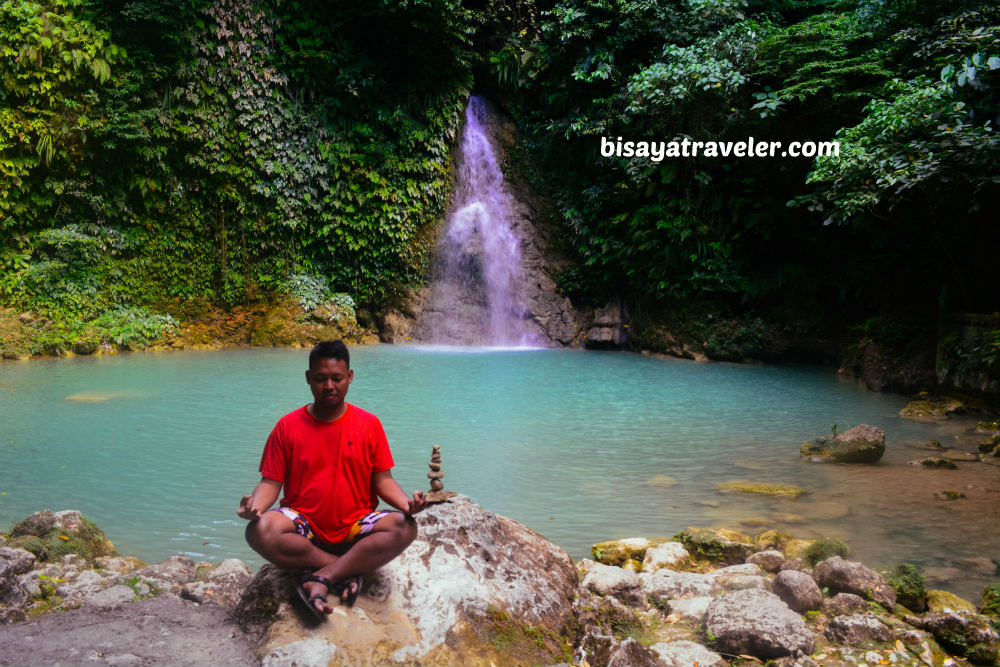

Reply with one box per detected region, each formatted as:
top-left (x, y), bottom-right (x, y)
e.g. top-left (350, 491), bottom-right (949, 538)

top-left (0, 595), bottom-right (258, 667)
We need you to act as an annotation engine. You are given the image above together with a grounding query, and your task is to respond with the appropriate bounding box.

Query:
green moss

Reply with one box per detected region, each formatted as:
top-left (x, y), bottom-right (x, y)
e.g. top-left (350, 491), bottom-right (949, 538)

top-left (716, 480), bottom-right (806, 498)
top-left (936, 490), bottom-right (966, 500)
top-left (673, 527), bottom-right (755, 565)
top-left (802, 537), bottom-right (849, 566)
top-left (476, 607), bottom-right (573, 665)
top-left (887, 562), bottom-right (927, 611)
top-left (919, 458), bottom-right (959, 469)
top-left (982, 584), bottom-right (1000, 617)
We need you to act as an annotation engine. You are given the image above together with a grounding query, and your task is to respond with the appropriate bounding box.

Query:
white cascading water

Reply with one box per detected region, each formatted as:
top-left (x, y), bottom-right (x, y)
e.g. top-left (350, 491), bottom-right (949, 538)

top-left (421, 96), bottom-right (531, 346)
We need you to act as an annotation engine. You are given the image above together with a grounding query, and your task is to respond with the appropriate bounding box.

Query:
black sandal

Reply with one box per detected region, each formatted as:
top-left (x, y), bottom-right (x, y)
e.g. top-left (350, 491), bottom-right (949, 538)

top-left (294, 574), bottom-right (334, 620)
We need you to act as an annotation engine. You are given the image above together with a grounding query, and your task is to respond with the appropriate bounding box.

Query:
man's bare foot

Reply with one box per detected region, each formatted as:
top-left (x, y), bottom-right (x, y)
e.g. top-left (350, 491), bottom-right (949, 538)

top-left (300, 575), bottom-right (333, 615)
top-left (332, 574), bottom-right (363, 606)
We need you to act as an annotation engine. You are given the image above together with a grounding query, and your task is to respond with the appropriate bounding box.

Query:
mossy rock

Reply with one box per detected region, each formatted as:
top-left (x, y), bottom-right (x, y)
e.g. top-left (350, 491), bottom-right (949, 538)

top-left (899, 399), bottom-right (963, 420)
top-left (887, 562), bottom-right (927, 611)
top-left (927, 589), bottom-right (977, 614)
top-left (754, 529), bottom-right (793, 551)
top-left (7, 510), bottom-right (115, 563)
top-left (672, 527), bottom-right (756, 565)
top-left (981, 584), bottom-right (1000, 617)
top-left (919, 458), bottom-right (959, 469)
top-left (801, 537), bottom-right (849, 566)
top-left (468, 607), bottom-right (574, 666)
top-left (716, 480), bottom-right (806, 498)
top-left (591, 537), bottom-right (670, 566)
top-left (978, 435), bottom-right (1000, 455)
top-left (936, 490), bottom-right (966, 501)
top-left (783, 538), bottom-right (816, 560)
top-left (801, 424), bottom-right (885, 463)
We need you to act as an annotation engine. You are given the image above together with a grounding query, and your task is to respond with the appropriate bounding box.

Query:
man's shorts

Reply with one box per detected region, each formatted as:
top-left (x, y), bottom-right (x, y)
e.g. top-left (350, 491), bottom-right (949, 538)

top-left (269, 507), bottom-right (396, 545)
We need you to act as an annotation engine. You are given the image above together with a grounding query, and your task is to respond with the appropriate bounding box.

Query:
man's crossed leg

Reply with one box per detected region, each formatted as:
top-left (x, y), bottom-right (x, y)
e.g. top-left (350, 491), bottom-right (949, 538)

top-left (246, 508), bottom-right (417, 614)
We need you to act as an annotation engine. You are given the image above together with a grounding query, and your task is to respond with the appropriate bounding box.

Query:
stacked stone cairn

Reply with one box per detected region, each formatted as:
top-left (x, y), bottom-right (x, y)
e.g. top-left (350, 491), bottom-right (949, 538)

top-left (425, 444), bottom-right (456, 503)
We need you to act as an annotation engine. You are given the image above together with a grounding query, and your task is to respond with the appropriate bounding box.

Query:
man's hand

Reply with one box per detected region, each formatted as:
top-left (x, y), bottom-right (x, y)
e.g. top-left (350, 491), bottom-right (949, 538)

top-left (406, 490), bottom-right (428, 515)
top-left (237, 494), bottom-right (264, 520)
top-left (237, 479), bottom-right (281, 521)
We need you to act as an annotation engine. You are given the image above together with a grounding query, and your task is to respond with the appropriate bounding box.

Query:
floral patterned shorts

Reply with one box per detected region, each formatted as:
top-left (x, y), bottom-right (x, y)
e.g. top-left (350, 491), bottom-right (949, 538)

top-left (270, 507), bottom-right (396, 545)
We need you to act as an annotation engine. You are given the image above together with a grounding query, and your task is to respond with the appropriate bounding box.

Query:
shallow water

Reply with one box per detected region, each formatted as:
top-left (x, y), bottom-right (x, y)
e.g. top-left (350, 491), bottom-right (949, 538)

top-left (1, 346), bottom-right (997, 600)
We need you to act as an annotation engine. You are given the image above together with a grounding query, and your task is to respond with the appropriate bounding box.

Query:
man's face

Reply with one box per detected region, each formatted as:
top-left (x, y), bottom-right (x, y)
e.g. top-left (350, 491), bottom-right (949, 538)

top-left (305, 358), bottom-right (353, 411)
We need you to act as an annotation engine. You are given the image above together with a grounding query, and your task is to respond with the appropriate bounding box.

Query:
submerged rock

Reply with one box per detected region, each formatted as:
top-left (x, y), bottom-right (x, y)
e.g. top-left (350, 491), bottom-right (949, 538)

top-left (716, 481), bottom-right (807, 498)
top-left (800, 424), bottom-right (885, 463)
top-left (899, 399), bottom-right (964, 420)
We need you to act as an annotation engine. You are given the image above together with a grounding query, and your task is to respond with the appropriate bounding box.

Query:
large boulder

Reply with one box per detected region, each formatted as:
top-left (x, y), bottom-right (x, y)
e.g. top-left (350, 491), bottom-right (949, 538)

top-left (703, 589), bottom-right (816, 660)
top-left (922, 612), bottom-right (1000, 665)
top-left (772, 570), bottom-right (823, 612)
top-left (800, 424), bottom-right (886, 463)
top-left (824, 613), bottom-right (892, 644)
top-left (239, 495), bottom-right (579, 667)
top-left (581, 563), bottom-right (647, 608)
top-left (812, 556), bottom-right (896, 608)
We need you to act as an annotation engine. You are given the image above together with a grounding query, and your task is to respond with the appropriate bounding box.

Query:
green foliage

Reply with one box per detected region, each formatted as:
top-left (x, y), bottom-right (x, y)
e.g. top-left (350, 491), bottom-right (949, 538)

top-left (90, 307), bottom-right (176, 347)
top-left (802, 537), bottom-right (849, 566)
top-left (887, 562), bottom-right (927, 611)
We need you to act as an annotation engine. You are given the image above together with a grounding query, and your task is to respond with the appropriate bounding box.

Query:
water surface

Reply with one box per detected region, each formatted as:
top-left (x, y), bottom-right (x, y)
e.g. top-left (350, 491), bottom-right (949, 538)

top-left (1, 346), bottom-right (997, 599)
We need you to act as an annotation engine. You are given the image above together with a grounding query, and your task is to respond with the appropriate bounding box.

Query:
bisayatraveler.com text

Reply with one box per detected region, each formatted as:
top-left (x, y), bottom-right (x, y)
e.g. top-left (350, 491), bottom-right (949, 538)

top-left (600, 136), bottom-right (840, 161)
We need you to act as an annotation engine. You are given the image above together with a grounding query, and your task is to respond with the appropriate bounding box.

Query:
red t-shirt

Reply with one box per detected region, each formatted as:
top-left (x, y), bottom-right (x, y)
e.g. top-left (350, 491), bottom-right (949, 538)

top-left (259, 403), bottom-right (395, 543)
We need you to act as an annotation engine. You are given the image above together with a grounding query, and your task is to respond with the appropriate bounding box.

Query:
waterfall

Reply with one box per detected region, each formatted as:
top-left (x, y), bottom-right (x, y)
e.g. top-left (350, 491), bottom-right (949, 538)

top-left (418, 96), bottom-right (534, 346)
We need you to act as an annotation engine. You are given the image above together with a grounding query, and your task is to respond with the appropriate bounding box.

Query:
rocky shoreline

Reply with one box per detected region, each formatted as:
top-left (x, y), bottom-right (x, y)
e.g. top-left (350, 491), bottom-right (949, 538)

top-left (2, 500), bottom-right (998, 667)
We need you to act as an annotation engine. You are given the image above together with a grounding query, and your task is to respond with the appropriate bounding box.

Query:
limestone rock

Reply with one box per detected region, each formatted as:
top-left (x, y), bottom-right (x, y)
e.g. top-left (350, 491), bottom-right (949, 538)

top-left (0, 547), bottom-right (36, 575)
top-left (136, 554), bottom-right (197, 594)
top-left (667, 597), bottom-right (712, 622)
top-left (673, 527), bottom-right (757, 564)
top-left (899, 399), bottom-right (963, 420)
top-left (606, 637), bottom-right (663, 667)
top-left (6, 510), bottom-right (115, 563)
top-left (642, 542), bottom-right (689, 571)
top-left (927, 589), bottom-right (977, 614)
top-left (0, 559), bottom-right (29, 624)
top-left (182, 559), bottom-right (252, 609)
top-left (642, 570), bottom-right (717, 600)
top-left (801, 424), bottom-right (886, 463)
top-left (823, 593), bottom-right (869, 616)
top-left (244, 495), bottom-right (578, 666)
top-left (85, 584), bottom-right (137, 610)
top-left (592, 537), bottom-right (668, 567)
top-left (703, 589), bottom-right (816, 660)
top-left (94, 556), bottom-right (146, 575)
top-left (585, 302), bottom-right (627, 349)
top-left (748, 549), bottom-right (785, 573)
top-left (582, 563), bottom-right (647, 608)
top-left (922, 611), bottom-right (1000, 665)
top-left (824, 612), bottom-right (892, 644)
top-left (651, 640), bottom-right (727, 667)
top-left (812, 556), bottom-right (897, 608)
top-left (773, 570), bottom-right (823, 612)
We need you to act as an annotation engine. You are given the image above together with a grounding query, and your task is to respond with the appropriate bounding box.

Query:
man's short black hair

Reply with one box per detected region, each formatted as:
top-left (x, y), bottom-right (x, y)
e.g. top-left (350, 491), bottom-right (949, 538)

top-left (309, 340), bottom-right (350, 369)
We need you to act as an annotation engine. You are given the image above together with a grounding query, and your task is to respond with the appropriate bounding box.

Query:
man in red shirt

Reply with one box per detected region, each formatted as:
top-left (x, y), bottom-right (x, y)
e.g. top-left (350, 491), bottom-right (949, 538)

top-left (237, 340), bottom-right (426, 617)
